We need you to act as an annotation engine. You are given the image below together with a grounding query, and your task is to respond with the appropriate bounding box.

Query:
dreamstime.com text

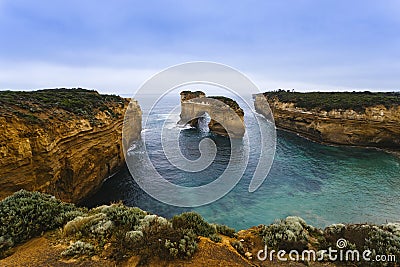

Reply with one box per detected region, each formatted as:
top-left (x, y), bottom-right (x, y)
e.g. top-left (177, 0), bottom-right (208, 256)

top-left (257, 238), bottom-right (396, 263)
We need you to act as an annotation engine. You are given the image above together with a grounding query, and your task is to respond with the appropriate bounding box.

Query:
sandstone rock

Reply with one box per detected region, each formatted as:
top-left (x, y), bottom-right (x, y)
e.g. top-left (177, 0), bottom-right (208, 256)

top-left (244, 251), bottom-right (252, 259)
top-left (254, 94), bottom-right (400, 150)
top-left (0, 90), bottom-right (142, 203)
top-left (179, 91), bottom-right (245, 138)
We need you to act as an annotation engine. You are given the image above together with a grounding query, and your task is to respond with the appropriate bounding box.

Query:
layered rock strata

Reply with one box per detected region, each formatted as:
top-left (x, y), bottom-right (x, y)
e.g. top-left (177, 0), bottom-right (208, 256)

top-left (179, 91), bottom-right (245, 138)
top-left (0, 89), bottom-right (142, 202)
top-left (254, 93), bottom-right (400, 149)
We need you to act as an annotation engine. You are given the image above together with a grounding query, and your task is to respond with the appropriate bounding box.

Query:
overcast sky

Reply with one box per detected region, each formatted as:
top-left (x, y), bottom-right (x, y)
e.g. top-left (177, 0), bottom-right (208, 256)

top-left (0, 0), bottom-right (399, 94)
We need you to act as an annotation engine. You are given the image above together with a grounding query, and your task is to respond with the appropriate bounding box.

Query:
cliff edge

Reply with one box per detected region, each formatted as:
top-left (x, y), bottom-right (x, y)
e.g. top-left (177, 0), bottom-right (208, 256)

top-left (254, 91), bottom-right (400, 150)
top-left (0, 88), bottom-right (142, 203)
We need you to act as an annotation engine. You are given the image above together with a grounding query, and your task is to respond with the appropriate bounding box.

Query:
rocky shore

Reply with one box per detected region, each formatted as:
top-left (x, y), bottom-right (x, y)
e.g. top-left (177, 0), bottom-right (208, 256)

top-left (254, 91), bottom-right (400, 150)
top-left (0, 89), bottom-right (142, 203)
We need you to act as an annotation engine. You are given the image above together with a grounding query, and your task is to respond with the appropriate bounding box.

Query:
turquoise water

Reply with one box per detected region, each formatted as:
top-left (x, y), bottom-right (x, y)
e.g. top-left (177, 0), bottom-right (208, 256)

top-left (83, 94), bottom-right (400, 230)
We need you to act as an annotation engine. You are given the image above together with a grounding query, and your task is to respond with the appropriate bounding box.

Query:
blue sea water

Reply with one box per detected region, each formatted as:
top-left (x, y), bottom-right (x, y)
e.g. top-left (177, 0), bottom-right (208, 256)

top-left (83, 93), bottom-right (400, 230)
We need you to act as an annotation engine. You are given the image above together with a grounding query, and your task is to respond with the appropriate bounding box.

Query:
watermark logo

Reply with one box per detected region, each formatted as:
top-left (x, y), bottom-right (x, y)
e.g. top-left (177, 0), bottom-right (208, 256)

top-left (122, 62), bottom-right (276, 207)
top-left (257, 239), bottom-right (396, 263)
top-left (336, 238), bottom-right (347, 249)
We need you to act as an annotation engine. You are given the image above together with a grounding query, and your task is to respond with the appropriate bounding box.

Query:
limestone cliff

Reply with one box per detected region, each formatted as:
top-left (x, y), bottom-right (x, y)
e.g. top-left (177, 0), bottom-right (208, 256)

top-left (254, 92), bottom-right (400, 149)
top-left (0, 89), bottom-right (142, 203)
top-left (179, 91), bottom-right (245, 138)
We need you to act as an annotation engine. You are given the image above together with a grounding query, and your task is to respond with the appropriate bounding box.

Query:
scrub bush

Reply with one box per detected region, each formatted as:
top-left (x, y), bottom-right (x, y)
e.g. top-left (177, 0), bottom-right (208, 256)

top-left (0, 190), bottom-right (80, 257)
top-left (164, 230), bottom-right (198, 259)
top-left (230, 240), bottom-right (245, 255)
top-left (214, 223), bottom-right (236, 238)
top-left (259, 216), bottom-right (310, 251)
top-left (100, 203), bottom-right (147, 229)
top-left (364, 227), bottom-right (400, 265)
top-left (322, 223), bottom-right (400, 266)
top-left (209, 233), bottom-right (222, 243)
top-left (264, 91), bottom-right (400, 112)
top-left (128, 215), bottom-right (198, 262)
top-left (171, 212), bottom-right (216, 237)
top-left (63, 213), bottom-right (113, 237)
top-left (61, 241), bottom-right (95, 258)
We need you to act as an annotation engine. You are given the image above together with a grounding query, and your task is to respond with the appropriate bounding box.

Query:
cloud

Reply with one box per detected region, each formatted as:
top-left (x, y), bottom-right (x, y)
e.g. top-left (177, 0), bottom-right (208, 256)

top-left (0, 1), bottom-right (399, 92)
top-left (0, 62), bottom-right (158, 95)
top-left (3, 61), bottom-right (395, 96)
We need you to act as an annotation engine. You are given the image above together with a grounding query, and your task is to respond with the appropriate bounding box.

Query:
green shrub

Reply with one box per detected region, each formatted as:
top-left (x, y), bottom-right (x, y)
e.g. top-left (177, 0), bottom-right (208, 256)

top-left (264, 91), bottom-right (400, 112)
top-left (61, 241), bottom-right (95, 258)
top-left (100, 203), bottom-right (147, 230)
top-left (63, 213), bottom-right (113, 237)
top-left (230, 240), bottom-right (245, 255)
top-left (324, 223), bottom-right (346, 236)
top-left (0, 190), bottom-right (80, 257)
top-left (259, 216), bottom-right (310, 251)
top-left (0, 88), bottom-right (127, 125)
top-left (171, 212), bottom-right (216, 237)
top-left (321, 223), bottom-right (400, 266)
top-left (55, 210), bottom-right (86, 226)
top-left (164, 230), bottom-right (198, 259)
top-left (209, 233), bottom-right (222, 243)
top-left (136, 214), bottom-right (171, 231)
top-left (60, 206), bottom-right (198, 261)
top-left (214, 224), bottom-right (236, 237)
top-left (125, 230), bottom-right (143, 243)
top-left (383, 223), bottom-right (400, 236)
top-left (364, 227), bottom-right (400, 266)
top-left (62, 203), bottom-right (148, 256)
top-left (129, 215), bottom-right (198, 262)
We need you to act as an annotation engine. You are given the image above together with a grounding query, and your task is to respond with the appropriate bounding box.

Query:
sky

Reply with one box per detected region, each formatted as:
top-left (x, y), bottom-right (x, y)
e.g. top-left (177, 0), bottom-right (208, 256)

top-left (0, 0), bottom-right (399, 94)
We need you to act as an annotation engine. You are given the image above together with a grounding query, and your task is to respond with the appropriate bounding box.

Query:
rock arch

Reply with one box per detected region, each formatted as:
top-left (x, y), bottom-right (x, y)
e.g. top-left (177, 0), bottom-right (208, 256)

top-left (179, 91), bottom-right (245, 138)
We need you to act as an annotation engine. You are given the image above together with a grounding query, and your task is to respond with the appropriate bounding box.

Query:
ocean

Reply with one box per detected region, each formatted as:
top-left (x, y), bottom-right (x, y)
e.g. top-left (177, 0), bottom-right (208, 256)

top-left (83, 92), bottom-right (400, 230)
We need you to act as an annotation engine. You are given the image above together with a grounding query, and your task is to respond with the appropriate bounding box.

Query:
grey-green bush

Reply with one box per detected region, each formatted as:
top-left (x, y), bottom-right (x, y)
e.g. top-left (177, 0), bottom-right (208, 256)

top-left (363, 226), bottom-right (400, 267)
top-left (259, 216), bottom-right (310, 251)
top-left (164, 230), bottom-right (198, 259)
top-left (209, 233), bottom-right (222, 243)
top-left (0, 190), bottom-right (80, 257)
top-left (171, 212), bottom-right (216, 237)
top-left (61, 241), bottom-right (95, 258)
top-left (214, 224), bottom-right (236, 238)
top-left (230, 240), bottom-right (245, 255)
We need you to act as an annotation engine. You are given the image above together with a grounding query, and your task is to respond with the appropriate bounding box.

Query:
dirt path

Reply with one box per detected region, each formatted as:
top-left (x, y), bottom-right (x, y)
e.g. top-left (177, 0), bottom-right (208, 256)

top-left (0, 237), bottom-right (114, 267)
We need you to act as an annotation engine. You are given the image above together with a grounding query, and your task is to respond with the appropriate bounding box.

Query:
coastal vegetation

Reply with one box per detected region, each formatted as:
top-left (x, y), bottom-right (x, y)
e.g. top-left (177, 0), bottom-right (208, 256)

top-left (0, 191), bottom-right (234, 264)
top-left (0, 190), bottom-right (81, 257)
top-left (0, 88), bottom-right (139, 204)
top-left (209, 96), bottom-right (245, 116)
top-left (258, 217), bottom-right (400, 266)
top-left (257, 90), bottom-right (400, 149)
top-left (263, 90), bottom-right (400, 112)
top-left (0, 88), bottom-right (126, 124)
top-left (0, 190), bottom-right (398, 266)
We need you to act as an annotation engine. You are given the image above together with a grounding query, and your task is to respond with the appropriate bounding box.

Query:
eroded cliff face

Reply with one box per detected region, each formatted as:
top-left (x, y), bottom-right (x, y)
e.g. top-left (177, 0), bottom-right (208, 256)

top-left (254, 94), bottom-right (400, 149)
top-left (179, 91), bottom-right (245, 138)
top-left (0, 89), bottom-right (142, 203)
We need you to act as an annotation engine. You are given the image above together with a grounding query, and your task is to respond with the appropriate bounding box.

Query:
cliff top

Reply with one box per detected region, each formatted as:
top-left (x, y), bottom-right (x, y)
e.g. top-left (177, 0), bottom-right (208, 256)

top-left (263, 90), bottom-right (400, 112)
top-left (209, 96), bottom-right (244, 116)
top-left (0, 88), bottom-right (128, 125)
top-left (180, 90), bottom-right (206, 102)
top-left (181, 91), bottom-right (244, 116)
